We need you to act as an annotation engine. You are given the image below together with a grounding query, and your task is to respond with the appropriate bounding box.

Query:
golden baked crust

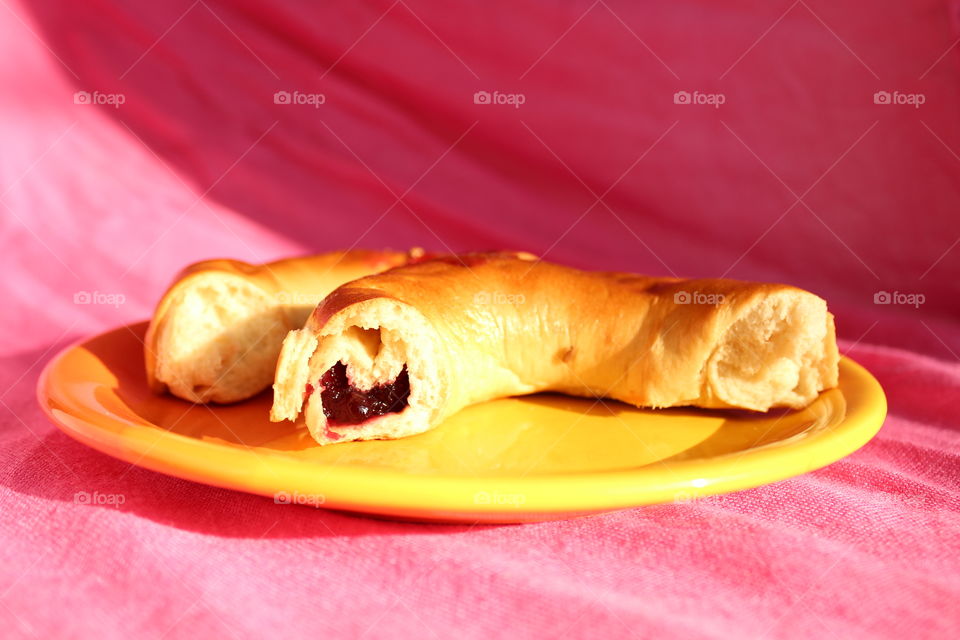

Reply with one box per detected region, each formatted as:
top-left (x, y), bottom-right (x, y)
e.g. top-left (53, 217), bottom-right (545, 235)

top-left (146, 249), bottom-right (414, 403)
top-left (271, 253), bottom-right (839, 445)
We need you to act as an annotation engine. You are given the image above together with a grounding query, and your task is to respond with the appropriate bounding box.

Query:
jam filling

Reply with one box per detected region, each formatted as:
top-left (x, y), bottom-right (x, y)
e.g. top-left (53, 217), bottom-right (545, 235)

top-left (319, 361), bottom-right (410, 426)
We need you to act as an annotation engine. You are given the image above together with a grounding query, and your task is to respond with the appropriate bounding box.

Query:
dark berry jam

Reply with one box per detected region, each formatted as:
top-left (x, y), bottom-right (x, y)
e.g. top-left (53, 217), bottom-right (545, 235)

top-left (319, 361), bottom-right (410, 425)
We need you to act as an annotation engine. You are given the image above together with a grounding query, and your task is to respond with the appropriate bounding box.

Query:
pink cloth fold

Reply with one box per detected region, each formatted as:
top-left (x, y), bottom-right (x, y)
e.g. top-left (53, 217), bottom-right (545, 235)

top-left (2, 0), bottom-right (958, 637)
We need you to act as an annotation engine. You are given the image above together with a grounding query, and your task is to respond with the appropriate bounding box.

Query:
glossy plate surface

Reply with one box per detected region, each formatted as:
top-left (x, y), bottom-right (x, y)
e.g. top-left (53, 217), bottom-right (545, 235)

top-left (38, 323), bottom-right (887, 523)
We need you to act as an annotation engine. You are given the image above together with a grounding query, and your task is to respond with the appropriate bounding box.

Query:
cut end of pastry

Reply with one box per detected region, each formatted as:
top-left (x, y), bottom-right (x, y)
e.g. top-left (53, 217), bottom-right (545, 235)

top-left (148, 273), bottom-right (294, 403)
top-left (271, 296), bottom-right (446, 445)
top-left (146, 250), bottom-right (418, 404)
top-left (706, 289), bottom-right (839, 411)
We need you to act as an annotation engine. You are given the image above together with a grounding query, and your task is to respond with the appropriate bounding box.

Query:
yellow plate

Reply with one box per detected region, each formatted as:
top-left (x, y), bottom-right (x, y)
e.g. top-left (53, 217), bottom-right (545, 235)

top-left (38, 322), bottom-right (886, 523)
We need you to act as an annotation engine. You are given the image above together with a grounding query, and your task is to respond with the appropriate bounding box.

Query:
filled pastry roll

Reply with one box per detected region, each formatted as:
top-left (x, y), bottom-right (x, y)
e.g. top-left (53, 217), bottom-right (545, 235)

top-left (146, 249), bottom-right (415, 403)
top-left (271, 253), bottom-right (839, 445)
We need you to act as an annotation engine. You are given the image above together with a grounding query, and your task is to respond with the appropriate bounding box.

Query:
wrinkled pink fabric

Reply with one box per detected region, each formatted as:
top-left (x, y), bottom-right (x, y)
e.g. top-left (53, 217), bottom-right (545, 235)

top-left (2, 1), bottom-right (959, 637)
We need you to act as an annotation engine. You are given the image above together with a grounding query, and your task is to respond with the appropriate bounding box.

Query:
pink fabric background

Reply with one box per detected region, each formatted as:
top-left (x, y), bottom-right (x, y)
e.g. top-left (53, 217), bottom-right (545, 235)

top-left (2, 0), bottom-right (959, 637)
